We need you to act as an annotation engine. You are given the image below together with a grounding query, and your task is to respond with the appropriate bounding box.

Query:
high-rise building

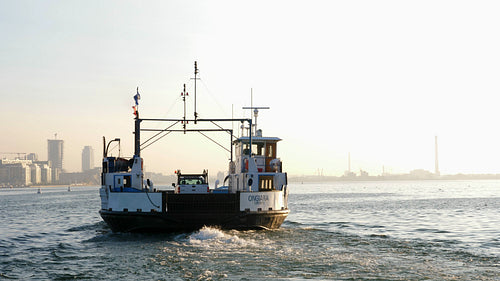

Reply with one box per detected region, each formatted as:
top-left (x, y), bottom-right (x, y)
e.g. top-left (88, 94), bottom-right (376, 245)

top-left (37, 161), bottom-right (52, 184)
top-left (29, 163), bottom-right (41, 184)
top-left (27, 153), bottom-right (38, 161)
top-left (0, 159), bottom-right (32, 186)
top-left (48, 138), bottom-right (64, 182)
top-left (82, 146), bottom-right (94, 172)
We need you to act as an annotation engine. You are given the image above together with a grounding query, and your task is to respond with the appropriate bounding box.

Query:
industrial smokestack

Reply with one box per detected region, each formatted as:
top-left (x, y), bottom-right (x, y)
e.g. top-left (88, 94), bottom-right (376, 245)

top-left (435, 136), bottom-right (440, 176)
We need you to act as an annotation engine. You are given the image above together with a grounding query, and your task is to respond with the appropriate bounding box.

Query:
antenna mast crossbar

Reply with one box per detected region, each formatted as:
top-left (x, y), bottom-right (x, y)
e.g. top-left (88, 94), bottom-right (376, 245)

top-left (142, 129), bottom-right (232, 133)
top-left (140, 118), bottom-right (251, 123)
top-left (242, 107), bottom-right (271, 110)
top-left (242, 106), bottom-right (270, 136)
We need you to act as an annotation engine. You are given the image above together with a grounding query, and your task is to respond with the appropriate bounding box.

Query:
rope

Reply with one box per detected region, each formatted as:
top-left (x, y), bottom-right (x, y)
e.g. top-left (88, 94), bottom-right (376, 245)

top-left (145, 188), bottom-right (160, 209)
top-left (198, 131), bottom-right (231, 153)
top-left (141, 131), bottom-right (173, 151)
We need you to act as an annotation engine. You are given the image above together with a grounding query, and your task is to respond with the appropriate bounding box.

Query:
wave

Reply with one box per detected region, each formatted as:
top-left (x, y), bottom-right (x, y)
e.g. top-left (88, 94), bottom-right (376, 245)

top-left (187, 226), bottom-right (262, 249)
top-left (66, 220), bottom-right (109, 234)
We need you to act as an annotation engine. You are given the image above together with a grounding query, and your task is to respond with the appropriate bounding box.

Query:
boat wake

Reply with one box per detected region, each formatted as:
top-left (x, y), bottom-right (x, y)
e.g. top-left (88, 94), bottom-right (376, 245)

top-left (187, 226), bottom-right (259, 248)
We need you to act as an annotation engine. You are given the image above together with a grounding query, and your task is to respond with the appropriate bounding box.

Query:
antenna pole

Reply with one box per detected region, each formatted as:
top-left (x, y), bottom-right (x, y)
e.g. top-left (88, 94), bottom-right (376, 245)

top-left (250, 88), bottom-right (253, 135)
top-left (103, 136), bottom-right (106, 158)
top-left (182, 84), bottom-right (187, 134)
top-left (242, 97), bottom-right (270, 137)
top-left (232, 104), bottom-right (235, 138)
top-left (251, 88), bottom-right (253, 109)
top-left (194, 61), bottom-right (199, 124)
top-left (134, 110), bottom-right (141, 157)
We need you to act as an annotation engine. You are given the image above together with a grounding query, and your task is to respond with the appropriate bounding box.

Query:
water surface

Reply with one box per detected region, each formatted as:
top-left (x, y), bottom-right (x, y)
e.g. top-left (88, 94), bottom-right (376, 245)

top-left (0, 180), bottom-right (498, 280)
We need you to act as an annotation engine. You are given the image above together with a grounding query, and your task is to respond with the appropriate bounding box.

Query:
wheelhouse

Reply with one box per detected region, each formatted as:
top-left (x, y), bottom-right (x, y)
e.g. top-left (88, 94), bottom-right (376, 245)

top-left (234, 135), bottom-right (282, 173)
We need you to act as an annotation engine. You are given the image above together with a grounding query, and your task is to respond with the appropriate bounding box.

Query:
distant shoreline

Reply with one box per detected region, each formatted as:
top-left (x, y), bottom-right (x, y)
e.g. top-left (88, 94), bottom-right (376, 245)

top-left (31, 185), bottom-right (71, 188)
top-left (289, 174), bottom-right (500, 183)
top-left (1, 184), bottom-right (95, 189)
top-left (3, 174), bottom-right (500, 188)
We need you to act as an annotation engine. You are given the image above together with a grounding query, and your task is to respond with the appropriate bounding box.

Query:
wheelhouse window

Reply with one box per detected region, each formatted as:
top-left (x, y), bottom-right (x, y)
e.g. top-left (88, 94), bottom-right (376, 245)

top-left (259, 175), bottom-right (275, 191)
top-left (243, 142), bottom-right (265, 156)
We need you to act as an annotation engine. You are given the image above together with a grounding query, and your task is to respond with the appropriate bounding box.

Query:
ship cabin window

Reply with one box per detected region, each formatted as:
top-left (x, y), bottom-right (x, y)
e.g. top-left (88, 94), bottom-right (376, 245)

top-left (264, 142), bottom-right (278, 172)
top-left (259, 175), bottom-right (275, 191)
top-left (242, 142), bottom-right (265, 156)
top-left (123, 175), bottom-right (131, 188)
top-left (102, 162), bottom-right (108, 173)
top-left (266, 142), bottom-right (277, 158)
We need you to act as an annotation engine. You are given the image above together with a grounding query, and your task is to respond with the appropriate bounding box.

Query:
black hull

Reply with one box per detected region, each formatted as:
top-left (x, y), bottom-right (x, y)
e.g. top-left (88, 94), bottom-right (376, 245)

top-left (99, 209), bottom-right (289, 232)
top-left (100, 193), bottom-right (289, 232)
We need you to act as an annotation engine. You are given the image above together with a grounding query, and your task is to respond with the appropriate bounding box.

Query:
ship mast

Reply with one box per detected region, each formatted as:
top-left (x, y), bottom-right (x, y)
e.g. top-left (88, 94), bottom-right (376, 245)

top-left (134, 110), bottom-right (141, 157)
top-left (134, 87), bottom-right (141, 157)
top-left (192, 61), bottom-right (200, 124)
top-left (134, 62), bottom-right (254, 158)
top-left (181, 83), bottom-right (188, 134)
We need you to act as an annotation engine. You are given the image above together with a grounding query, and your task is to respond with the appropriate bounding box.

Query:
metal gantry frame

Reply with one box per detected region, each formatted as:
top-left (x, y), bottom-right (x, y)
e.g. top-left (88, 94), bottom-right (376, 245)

top-left (134, 115), bottom-right (253, 163)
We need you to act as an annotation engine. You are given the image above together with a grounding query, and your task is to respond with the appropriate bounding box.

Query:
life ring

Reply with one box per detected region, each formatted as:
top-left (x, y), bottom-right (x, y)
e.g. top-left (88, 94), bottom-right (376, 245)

top-left (244, 158), bottom-right (249, 171)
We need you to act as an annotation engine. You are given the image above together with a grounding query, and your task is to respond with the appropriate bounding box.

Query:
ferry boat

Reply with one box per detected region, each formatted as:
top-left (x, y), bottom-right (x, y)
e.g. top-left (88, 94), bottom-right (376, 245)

top-left (99, 63), bottom-right (289, 232)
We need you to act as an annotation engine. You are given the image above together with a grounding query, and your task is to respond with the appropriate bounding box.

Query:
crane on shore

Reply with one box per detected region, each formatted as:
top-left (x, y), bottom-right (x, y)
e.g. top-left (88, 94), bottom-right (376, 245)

top-left (0, 152), bottom-right (27, 160)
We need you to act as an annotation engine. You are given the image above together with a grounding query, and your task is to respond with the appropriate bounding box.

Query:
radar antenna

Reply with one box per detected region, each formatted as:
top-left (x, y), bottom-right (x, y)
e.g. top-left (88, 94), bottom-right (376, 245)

top-left (242, 90), bottom-right (269, 136)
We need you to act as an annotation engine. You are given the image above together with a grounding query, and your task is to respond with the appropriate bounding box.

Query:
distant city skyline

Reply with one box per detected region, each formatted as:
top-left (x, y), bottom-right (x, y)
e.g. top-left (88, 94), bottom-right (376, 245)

top-left (0, 134), bottom-right (486, 178)
top-left (1, 142), bottom-right (97, 175)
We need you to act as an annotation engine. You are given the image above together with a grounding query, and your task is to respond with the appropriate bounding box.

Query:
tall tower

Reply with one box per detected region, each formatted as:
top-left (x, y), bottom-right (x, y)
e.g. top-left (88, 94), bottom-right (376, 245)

top-left (48, 137), bottom-right (64, 182)
top-left (82, 146), bottom-right (94, 172)
top-left (348, 152), bottom-right (351, 173)
top-left (435, 135), bottom-right (440, 176)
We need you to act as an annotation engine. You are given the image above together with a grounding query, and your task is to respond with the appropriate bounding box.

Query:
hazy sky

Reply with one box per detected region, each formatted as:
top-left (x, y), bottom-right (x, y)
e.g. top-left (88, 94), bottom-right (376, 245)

top-left (2, 0), bottom-right (500, 176)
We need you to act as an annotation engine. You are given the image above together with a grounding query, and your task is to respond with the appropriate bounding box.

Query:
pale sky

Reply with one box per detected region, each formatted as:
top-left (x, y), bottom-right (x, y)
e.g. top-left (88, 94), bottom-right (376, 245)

top-left (2, 0), bottom-right (500, 176)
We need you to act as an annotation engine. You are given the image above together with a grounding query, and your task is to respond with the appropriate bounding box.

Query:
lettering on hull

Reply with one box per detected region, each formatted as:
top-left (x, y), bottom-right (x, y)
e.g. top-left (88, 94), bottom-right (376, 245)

top-left (247, 194), bottom-right (269, 204)
top-left (240, 191), bottom-right (284, 211)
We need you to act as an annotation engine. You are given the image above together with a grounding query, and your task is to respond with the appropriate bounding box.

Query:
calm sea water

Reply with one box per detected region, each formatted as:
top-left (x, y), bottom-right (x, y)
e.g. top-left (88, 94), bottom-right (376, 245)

top-left (0, 180), bottom-right (498, 280)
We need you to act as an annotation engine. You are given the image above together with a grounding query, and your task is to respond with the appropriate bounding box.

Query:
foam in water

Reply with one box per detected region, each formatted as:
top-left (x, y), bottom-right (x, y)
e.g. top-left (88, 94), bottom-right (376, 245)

top-left (189, 227), bottom-right (226, 242)
top-left (187, 226), bottom-right (261, 249)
